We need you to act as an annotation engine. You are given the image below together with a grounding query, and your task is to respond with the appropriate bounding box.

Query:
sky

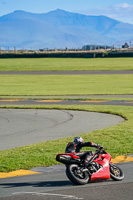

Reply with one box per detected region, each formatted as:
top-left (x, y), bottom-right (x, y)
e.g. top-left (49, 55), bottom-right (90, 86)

top-left (0, 0), bottom-right (133, 24)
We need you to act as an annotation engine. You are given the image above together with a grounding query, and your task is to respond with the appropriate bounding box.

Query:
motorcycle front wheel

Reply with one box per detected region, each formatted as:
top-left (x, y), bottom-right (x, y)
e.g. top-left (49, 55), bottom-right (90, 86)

top-left (66, 164), bottom-right (89, 185)
top-left (109, 163), bottom-right (124, 181)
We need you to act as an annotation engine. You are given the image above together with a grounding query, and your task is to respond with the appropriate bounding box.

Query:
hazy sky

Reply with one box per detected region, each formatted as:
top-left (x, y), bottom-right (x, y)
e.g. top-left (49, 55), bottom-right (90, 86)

top-left (0, 0), bottom-right (133, 24)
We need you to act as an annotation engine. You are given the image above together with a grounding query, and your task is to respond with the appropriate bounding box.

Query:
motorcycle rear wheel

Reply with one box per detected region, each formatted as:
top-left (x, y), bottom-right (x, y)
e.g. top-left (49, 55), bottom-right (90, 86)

top-left (109, 163), bottom-right (124, 181)
top-left (66, 164), bottom-right (89, 185)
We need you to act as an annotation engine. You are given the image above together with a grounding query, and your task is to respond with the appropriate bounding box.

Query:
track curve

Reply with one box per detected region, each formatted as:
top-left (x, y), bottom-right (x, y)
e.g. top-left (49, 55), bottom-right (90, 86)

top-left (0, 109), bottom-right (124, 151)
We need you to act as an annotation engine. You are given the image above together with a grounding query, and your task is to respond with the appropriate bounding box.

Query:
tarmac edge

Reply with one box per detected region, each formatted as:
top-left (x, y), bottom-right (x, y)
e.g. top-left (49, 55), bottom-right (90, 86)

top-left (0, 155), bottom-right (133, 179)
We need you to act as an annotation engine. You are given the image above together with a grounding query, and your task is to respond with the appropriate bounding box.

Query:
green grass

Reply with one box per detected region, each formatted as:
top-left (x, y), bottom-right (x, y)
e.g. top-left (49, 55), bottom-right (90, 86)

top-left (0, 105), bottom-right (133, 172)
top-left (0, 74), bottom-right (133, 95)
top-left (0, 57), bottom-right (133, 71)
top-left (0, 57), bottom-right (133, 172)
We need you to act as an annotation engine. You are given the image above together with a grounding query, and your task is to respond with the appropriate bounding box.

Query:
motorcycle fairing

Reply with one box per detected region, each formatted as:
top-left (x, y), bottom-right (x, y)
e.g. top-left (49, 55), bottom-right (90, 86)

top-left (90, 154), bottom-right (111, 181)
top-left (56, 152), bottom-right (111, 181)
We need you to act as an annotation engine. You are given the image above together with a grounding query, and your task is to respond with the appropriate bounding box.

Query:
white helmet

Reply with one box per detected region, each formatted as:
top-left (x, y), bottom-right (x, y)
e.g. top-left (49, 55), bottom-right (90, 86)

top-left (73, 136), bottom-right (84, 144)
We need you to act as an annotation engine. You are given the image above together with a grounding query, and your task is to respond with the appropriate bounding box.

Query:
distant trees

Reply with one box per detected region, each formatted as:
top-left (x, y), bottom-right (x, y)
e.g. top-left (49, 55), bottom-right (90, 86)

top-left (122, 43), bottom-right (129, 48)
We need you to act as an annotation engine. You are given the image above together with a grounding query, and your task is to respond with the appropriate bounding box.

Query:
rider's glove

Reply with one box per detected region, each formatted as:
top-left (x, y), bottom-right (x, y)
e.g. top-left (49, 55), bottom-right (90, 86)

top-left (96, 144), bottom-right (103, 149)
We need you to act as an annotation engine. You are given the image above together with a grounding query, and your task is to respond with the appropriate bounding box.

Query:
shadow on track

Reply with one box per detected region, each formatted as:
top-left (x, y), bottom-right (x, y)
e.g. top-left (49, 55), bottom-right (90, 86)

top-left (0, 180), bottom-right (72, 188)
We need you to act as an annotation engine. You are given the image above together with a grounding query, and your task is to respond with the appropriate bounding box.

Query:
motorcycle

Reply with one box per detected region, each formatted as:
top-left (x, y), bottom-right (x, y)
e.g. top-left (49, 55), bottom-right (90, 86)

top-left (56, 147), bottom-right (124, 185)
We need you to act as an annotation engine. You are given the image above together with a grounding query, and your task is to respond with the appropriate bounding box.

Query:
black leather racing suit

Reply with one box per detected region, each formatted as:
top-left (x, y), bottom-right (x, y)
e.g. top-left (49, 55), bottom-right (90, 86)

top-left (74, 142), bottom-right (100, 153)
top-left (65, 142), bottom-right (101, 166)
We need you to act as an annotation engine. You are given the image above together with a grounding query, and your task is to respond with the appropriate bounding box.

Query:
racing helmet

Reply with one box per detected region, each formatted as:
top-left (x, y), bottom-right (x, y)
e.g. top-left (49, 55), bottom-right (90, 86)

top-left (73, 136), bottom-right (84, 144)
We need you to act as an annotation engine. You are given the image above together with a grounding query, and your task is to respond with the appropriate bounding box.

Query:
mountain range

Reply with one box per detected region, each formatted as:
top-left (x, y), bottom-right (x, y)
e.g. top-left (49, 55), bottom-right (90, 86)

top-left (0, 9), bottom-right (133, 49)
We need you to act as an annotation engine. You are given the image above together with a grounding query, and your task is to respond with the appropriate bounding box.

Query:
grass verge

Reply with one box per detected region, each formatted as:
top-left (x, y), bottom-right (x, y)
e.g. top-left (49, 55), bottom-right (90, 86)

top-left (0, 74), bottom-right (133, 95)
top-left (0, 57), bottom-right (133, 71)
top-left (0, 105), bottom-right (133, 172)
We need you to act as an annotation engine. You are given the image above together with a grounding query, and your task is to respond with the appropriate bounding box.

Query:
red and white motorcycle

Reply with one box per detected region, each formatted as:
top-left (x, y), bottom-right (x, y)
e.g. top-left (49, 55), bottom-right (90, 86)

top-left (56, 147), bottom-right (124, 185)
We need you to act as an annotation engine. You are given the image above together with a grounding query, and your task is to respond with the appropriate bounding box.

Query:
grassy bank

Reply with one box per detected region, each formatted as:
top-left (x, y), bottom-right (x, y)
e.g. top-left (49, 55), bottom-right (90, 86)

top-left (0, 57), bottom-right (133, 172)
top-left (0, 105), bottom-right (132, 172)
top-left (0, 57), bottom-right (133, 71)
top-left (0, 74), bottom-right (133, 95)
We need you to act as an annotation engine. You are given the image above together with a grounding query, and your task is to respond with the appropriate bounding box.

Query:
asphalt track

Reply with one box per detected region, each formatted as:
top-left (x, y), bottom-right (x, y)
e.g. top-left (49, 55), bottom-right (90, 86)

top-left (0, 162), bottom-right (132, 200)
top-left (0, 109), bottom-right (124, 151)
top-left (0, 99), bottom-right (133, 106)
top-left (0, 70), bottom-right (133, 75)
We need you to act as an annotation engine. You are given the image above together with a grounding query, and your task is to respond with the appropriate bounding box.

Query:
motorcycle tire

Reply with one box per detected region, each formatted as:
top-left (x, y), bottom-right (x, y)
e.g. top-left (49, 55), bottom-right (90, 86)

top-left (66, 164), bottom-right (89, 185)
top-left (109, 163), bottom-right (124, 181)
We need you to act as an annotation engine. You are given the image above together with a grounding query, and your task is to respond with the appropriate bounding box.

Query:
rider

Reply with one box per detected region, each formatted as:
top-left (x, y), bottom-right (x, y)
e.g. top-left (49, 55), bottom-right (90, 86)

top-left (65, 136), bottom-right (103, 166)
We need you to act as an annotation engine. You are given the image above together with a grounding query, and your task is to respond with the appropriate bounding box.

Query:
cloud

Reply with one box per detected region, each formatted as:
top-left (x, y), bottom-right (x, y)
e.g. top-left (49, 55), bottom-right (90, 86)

top-left (76, 3), bottom-right (133, 25)
top-left (114, 3), bottom-right (131, 9)
top-left (110, 3), bottom-right (133, 24)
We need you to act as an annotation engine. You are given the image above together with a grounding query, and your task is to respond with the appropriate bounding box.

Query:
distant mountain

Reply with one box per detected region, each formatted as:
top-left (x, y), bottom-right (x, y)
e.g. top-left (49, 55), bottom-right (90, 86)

top-left (0, 9), bottom-right (133, 49)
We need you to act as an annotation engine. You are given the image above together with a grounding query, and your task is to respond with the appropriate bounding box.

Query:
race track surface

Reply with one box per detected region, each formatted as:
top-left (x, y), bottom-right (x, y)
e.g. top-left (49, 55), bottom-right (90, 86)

top-left (0, 109), bottom-right (124, 151)
top-left (0, 162), bottom-right (132, 200)
top-left (0, 70), bottom-right (133, 75)
top-left (0, 99), bottom-right (133, 106)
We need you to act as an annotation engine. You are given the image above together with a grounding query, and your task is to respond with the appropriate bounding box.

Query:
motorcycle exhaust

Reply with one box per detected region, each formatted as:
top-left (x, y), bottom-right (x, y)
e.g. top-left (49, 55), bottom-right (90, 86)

top-left (56, 154), bottom-right (80, 165)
